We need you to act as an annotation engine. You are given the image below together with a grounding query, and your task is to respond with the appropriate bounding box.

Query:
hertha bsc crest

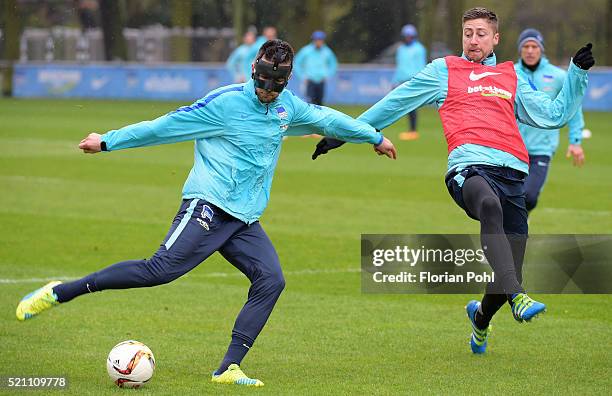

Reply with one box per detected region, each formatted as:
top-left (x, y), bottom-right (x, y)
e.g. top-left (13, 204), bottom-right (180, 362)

top-left (201, 205), bottom-right (214, 222)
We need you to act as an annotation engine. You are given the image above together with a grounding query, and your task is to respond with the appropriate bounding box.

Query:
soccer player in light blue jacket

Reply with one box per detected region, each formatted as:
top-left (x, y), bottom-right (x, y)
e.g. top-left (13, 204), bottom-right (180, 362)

top-left (225, 29), bottom-right (257, 83)
top-left (245, 26), bottom-right (278, 70)
top-left (393, 24), bottom-right (427, 140)
top-left (294, 31), bottom-right (338, 105)
top-left (16, 39), bottom-right (397, 387)
top-left (313, 7), bottom-right (594, 355)
top-left (515, 28), bottom-right (586, 212)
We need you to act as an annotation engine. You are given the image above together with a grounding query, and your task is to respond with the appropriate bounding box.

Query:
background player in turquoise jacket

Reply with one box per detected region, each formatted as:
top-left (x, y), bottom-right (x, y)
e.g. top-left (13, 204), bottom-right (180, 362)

top-left (515, 28), bottom-right (586, 212)
top-left (294, 31), bottom-right (338, 105)
top-left (393, 24), bottom-right (427, 140)
top-left (313, 7), bottom-right (594, 356)
top-left (225, 29), bottom-right (256, 83)
top-left (16, 39), bottom-right (397, 388)
top-left (246, 26), bottom-right (278, 68)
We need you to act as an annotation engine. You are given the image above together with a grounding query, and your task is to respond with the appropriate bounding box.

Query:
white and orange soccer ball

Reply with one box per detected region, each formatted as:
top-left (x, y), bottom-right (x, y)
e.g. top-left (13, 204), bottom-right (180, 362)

top-left (106, 340), bottom-right (155, 388)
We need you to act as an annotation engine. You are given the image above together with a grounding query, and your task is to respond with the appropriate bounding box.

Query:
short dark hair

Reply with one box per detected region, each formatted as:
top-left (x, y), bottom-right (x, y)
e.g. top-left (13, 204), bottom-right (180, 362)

top-left (256, 39), bottom-right (294, 65)
top-left (462, 7), bottom-right (498, 32)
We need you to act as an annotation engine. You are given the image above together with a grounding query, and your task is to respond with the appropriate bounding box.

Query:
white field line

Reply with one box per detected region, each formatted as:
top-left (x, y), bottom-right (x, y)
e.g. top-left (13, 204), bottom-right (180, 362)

top-left (541, 207), bottom-right (612, 216)
top-left (0, 268), bottom-right (360, 285)
top-left (0, 277), bottom-right (79, 284)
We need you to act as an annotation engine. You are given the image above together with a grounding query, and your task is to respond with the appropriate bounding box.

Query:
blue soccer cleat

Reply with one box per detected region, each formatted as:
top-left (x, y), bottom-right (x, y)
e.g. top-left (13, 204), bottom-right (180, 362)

top-left (466, 300), bottom-right (492, 354)
top-left (511, 293), bottom-right (546, 323)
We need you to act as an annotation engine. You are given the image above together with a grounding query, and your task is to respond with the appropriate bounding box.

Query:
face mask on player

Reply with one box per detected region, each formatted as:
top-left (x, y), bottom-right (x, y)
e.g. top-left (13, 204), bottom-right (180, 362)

top-left (252, 50), bottom-right (292, 93)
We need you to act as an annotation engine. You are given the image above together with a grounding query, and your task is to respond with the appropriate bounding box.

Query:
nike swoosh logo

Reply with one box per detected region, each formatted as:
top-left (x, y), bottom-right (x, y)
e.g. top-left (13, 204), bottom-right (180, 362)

top-left (469, 71), bottom-right (502, 81)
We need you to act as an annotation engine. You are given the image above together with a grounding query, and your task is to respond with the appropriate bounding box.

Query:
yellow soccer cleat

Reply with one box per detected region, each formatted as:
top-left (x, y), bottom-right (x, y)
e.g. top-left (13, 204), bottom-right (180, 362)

top-left (16, 281), bottom-right (62, 321)
top-left (211, 364), bottom-right (264, 387)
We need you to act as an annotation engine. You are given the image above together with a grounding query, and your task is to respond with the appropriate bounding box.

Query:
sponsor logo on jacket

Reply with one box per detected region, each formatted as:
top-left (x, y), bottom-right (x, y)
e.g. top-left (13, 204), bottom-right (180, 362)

top-left (466, 85), bottom-right (512, 100)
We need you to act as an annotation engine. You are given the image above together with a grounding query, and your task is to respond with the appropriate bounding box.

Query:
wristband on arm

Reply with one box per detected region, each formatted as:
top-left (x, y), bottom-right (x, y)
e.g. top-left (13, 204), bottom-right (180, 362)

top-left (374, 133), bottom-right (384, 147)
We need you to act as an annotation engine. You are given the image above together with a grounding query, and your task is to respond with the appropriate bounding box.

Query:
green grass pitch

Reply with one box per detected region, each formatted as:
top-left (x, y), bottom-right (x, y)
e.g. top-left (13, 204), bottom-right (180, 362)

top-left (1, 98), bottom-right (610, 395)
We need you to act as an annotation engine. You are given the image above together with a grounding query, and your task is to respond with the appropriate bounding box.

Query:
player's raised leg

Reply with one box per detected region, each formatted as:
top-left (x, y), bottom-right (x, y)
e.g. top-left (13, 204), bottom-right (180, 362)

top-left (500, 198), bottom-right (545, 322)
top-left (16, 200), bottom-right (237, 320)
top-left (211, 222), bottom-right (285, 387)
top-left (461, 175), bottom-right (545, 322)
top-left (462, 176), bottom-right (524, 295)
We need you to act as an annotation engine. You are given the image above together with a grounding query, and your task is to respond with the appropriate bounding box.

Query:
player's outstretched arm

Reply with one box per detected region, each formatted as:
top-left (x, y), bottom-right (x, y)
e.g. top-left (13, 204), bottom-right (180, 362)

top-left (287, 99), bottom-right (396, 159)
top-left (516, 43), bottom-right (594, 129)
top-left (92, 96), bottom-right (226, 152)
top-left (312, 59), bottom-right (443, 160)
top-left (358, 60), bottom-right (442, 130)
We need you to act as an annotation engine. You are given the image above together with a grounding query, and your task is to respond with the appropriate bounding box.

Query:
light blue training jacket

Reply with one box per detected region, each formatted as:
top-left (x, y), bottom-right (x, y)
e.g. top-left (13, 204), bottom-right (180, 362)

top-left (225, 43), bottom-right (255, 83)
top-left (294, 43), bottom-right (338, 83)
top-left (358, 53), bottom-right (588, 175)
top-left (101, 79), bottom-right (382, 224)
top-left (393, 41), bottom-right (427, 84)
top-left (514, 57), bottom-right (584, 157)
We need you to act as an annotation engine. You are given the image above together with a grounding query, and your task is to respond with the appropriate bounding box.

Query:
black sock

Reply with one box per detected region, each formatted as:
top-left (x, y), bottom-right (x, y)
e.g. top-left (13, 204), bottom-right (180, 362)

top-left (53, 274), bottom-right (98, 303)
top-left (474, 306), bottom-right (488, 330)
top-left (216, 334), bottom-right (252, 374)
top-left (475, 293), bottom-right (507, 329)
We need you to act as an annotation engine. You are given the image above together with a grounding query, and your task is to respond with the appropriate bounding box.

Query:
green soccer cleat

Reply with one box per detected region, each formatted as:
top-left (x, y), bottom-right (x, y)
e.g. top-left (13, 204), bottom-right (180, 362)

top-left (511, 293), bottom-right (546, 323)
top-left (16, 281), bottom-right (62, 321)
top-left (211, 364), bottom-right (264, 387)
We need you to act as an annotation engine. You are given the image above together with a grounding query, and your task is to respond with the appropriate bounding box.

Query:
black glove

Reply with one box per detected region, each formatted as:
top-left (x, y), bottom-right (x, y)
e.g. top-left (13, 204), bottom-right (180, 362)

top-left (311, 137), bottom-right (347, 160)
top-left (573, 43), bottom-right (595, 70)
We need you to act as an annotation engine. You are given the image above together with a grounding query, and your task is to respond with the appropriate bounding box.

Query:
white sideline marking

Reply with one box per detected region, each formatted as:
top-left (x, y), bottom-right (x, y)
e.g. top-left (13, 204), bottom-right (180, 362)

top-left (0, 277), bottom-right (78, 284)
top-left (0, 268), bottom-right (360, 285)
top-left (541, 207), bottom-right (612, 216)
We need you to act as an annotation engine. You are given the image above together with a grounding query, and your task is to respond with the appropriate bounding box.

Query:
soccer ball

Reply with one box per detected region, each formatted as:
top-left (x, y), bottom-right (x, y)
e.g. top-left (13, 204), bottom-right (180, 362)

top-left (106, 340), bottom-right (155, 388)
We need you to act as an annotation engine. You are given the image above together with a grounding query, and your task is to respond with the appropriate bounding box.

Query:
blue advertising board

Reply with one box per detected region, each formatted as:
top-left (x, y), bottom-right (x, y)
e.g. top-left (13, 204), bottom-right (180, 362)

top-left (12, 63), bottom-right (612, 111)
